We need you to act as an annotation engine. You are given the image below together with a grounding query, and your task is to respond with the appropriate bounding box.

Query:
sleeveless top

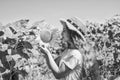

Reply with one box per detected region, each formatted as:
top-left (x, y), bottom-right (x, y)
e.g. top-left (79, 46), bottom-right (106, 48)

top-left (56, 49), bottom-right (83, 80)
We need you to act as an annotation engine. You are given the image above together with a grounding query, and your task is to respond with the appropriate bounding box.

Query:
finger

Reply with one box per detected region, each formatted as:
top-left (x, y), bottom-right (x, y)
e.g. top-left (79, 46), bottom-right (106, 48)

top-left (40, 46), bottom-right (45, 51)
top-left (40, 48), bottom-right (45, 53)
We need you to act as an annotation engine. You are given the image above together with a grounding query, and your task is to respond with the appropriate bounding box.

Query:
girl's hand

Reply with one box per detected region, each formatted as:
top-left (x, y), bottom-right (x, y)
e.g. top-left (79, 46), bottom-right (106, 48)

top-left (40, 46), bottom-right (50, 55)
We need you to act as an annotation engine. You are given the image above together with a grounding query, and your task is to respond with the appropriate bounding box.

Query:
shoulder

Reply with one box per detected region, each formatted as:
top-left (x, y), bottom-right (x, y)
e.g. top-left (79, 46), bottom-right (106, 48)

top-left (71, 49), bottom-right (81, 54)
top-left (70, 49), bottom-right (83, 60)
top-left (70, 49), bottom-right (82, 56)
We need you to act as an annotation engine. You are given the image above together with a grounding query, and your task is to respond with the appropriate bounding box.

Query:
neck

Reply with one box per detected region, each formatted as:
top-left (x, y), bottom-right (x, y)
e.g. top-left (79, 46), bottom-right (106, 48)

top-left (68, 41), bottom-right (76, 49)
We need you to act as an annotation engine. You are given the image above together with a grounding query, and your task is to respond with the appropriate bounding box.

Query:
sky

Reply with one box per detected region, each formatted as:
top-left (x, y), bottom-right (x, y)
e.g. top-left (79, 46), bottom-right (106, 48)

top-left (0, 0), bottom-right (120, 27)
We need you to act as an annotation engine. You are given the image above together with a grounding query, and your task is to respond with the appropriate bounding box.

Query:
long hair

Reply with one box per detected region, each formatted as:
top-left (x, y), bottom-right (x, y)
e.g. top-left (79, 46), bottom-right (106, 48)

top-left (62, 22), bottom-right (84, 50)
top-left (67, 28), bottom-right (85, 50)
top-left (66, 28), bottom-right (79, 49)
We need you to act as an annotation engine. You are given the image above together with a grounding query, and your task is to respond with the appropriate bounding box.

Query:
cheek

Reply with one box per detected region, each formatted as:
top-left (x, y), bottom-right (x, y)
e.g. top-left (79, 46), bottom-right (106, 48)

top-left (63, 36), bottom-right (68, 41)
top-left (63, 33), bottom-right (69, 40)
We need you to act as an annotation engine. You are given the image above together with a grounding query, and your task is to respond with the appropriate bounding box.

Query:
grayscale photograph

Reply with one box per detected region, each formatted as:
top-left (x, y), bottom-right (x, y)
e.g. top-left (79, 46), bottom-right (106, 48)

top-left (0, 0), bottom-right (120, 80)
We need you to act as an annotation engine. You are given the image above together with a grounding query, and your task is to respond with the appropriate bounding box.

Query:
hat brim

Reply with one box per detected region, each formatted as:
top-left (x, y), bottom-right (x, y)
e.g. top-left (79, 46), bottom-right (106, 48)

top-left (60, 18), bottom-right (86, 42)
top-left (67, 17), bottom-right (87, 35)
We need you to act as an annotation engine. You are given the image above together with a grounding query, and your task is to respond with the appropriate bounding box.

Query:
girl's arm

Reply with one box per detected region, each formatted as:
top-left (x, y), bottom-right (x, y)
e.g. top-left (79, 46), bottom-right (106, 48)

top-left (40, 46), bottom-right (71, 78)
top-left (46, 51), bottom-right (60, 73)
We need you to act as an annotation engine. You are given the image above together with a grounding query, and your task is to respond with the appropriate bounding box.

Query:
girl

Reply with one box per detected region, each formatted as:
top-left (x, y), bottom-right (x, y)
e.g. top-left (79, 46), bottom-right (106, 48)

top-left (40, 18), bottom-right (86, 80)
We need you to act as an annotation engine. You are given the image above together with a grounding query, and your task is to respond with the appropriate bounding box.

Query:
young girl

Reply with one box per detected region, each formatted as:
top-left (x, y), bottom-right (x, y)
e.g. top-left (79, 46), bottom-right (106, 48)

top-left (40, 18), bottom-right (86, 80)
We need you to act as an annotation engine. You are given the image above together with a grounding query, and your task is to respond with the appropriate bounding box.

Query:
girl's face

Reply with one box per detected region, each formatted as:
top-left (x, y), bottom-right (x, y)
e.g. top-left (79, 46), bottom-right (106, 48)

top-left (61, 28), bottom-right (70, 48)
top-left (61, 28), bottom-right (70, 42)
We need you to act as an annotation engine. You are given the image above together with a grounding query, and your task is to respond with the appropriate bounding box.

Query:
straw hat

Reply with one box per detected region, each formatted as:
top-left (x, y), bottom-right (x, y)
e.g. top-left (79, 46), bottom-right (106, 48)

top-left (60, 18), bottom-right (86, 42)
top-left (67, 17), bottom-right (88, 35)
